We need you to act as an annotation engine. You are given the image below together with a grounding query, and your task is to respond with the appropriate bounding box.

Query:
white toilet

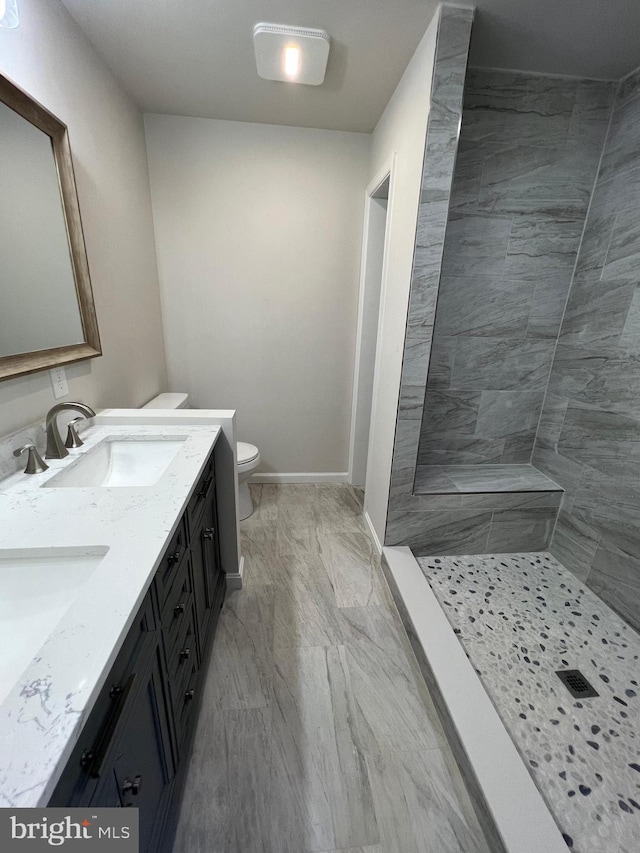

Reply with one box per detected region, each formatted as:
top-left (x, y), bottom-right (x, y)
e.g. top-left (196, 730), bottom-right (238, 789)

top-left (142, 392), bottom-right (261, 520)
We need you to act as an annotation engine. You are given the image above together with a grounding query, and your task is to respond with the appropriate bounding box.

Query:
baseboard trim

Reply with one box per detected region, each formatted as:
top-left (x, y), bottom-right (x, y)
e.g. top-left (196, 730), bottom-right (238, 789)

top-left (250, 472), bottom-right (349, 484)
top-left (364, 511), bottom-right (383, 554)
top-left (225, 555), bottom-right (244, 591)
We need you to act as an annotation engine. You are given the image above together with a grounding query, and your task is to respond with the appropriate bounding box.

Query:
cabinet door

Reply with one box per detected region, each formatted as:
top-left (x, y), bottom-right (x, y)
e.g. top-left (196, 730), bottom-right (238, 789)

top-left (91, 642), bottom-right (174, 853)
top-left (190, 482), bottom-right (224, 657)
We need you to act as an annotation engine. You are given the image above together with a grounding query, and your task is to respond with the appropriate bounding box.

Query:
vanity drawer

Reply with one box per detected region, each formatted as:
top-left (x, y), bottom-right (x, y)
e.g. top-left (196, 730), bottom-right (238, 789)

top-left (160, 555), bottom-right (193, 659)
top-left (155, 518), bottom-right (189, 608)
top-left (186, 452), bottom-right (215, 535)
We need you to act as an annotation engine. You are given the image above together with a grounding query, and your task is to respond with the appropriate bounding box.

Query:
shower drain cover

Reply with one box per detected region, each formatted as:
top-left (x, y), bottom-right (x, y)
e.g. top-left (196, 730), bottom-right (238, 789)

top-left (555, 669), bottom-right (599, 699)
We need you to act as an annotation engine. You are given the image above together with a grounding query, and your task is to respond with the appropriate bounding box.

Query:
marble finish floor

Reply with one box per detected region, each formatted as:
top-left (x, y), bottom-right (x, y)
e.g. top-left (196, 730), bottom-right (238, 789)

top-left (173, 484), bottom-right (489, 853)
top-left (417, 551), bottom-right (640, 853)
top-left (414, 463), bottom-right (562, 494)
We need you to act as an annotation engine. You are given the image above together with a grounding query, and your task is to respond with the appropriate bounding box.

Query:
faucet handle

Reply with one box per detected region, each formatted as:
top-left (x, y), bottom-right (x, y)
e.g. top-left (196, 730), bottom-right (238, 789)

top-left (65, 417), bottom-right (85, 449)
top-left (13, 444), bottom-right (49, 475)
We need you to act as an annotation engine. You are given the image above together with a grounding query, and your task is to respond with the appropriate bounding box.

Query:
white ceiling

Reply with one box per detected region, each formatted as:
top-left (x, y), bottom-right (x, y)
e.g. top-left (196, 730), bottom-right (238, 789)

top-left (60, 0), bottom-right (640, 134)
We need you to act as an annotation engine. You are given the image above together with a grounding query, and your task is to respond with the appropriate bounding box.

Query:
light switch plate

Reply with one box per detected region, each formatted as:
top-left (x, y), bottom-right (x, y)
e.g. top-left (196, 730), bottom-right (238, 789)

top-left (50, 367), bottom-right (69, 399)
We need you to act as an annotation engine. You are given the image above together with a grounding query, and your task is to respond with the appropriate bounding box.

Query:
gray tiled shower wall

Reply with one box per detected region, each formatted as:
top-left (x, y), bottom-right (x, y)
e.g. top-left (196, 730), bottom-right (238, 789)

top-left (418, 70), bottom-right (616, 465)
top-left (534, 68), bottom-right (640, 633)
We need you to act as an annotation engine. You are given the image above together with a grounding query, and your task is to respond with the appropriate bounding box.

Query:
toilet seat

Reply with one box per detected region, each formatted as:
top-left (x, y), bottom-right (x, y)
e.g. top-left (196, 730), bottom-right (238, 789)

top-left (237, 442), bottom-right (259, 467)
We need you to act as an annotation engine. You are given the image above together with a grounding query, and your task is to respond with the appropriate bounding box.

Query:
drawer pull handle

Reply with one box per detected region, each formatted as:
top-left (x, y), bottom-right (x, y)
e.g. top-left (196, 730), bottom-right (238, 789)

top-left (167, 549), bottom-right (181, 567)
top-left (179, 647), bottom-right (191, 661)
top-left (197, 476), bottom-right (213, 500)
top-left (185, 688), bottom-right (195, 703)
top-left (174, 601), bottom-right (186, 618)
top-left (122, 775), bottom-right (142, 796)
top-left (203, 527), bottom-right (215, 540)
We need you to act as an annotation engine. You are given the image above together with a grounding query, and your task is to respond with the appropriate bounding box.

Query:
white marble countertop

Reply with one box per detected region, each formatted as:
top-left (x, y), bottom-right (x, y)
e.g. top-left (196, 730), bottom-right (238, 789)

top-left (0, 420), bottom-right (220, 808)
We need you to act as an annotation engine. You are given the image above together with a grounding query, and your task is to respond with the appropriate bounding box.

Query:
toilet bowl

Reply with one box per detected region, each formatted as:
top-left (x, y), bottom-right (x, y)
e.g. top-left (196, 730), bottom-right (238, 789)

top-left (142, 392), bottom-right (260, 519)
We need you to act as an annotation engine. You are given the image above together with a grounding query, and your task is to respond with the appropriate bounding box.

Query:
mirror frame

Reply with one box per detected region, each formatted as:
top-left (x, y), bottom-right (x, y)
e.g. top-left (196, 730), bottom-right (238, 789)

top-left (0, 73), bottom-right (101, 381)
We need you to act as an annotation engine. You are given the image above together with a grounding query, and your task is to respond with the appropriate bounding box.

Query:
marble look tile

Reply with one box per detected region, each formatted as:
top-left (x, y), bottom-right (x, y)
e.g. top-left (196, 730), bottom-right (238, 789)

top-left (365, 748), bottom-right (489, 853)
top-left (568, 353), bottom-right (640, 419)
top-left (568, 79), bottom-right (616, 144)
top-left (414, 197), bottom-right (455, 279)
top-left (599, 92), bottom-right (640, 183)
top-left (460, 490), bottom-right (562, 510)
top-left (545, 343), bottom-right (617, 400)
top-left (317, 529), bottom-right (389, 609)
top-left (616, 67), bottom-right (640, 109)
top-left (425, 336), bottom-right (456, 389)
top-left (340, 604), bottom-right (445, 754)
top-left (406, 270), bottom-right (440, 326)
top-left (418, 434), bottom-right (505, 465)
top-left (225, 707), bottom-right (273, 853)
top-left (487, 508), bottom-right (557, 551)
top-left (391, 416), bottom-right (422, 473)
top-left (448, 142), bottom-right (483, 214)
top-left (500, 430), bottom-right (538, 464)
top-left (401, 323), bottom-right (433, 386)
top-left (441, 214), bottom-right (513, 278)
top-left (413, 465), bottom-right (459, 493)
top-left (386, 508), bottom-right (492, 555)
top-left (503, 216), bottom-right (581, 283)
top-left (203, 585), bottom-right (274, 710)
top-left (313, 484), bottom-right (366, 533)
top-left (550, 509), bottom-right (600, 581)
top-left (270, 645), bottom-right (379, 852)
top-left (478, 146), bottom-right (592, 218)
top-left (443, 464), bottom-right (559, 493)
top-left (240, 520), bottom-right (278, 586)
top-left (571, 465), bottom-right (640, 560)
top-left (421, 388), bottom-right (481, 434)
top-left (588, 537), bottom-right (640, 632)
top-left (602, 207), bottom-right (640, 281)
top-left (462, 69), bottom-right (576, 147)
top-left (618, 285), bottom-right (640, 353)
top-left (422, 104), bottom-right (467, 199)
top-left (450, 337), bottom-right (553, 391)
top-left (429, 6), bottom-right (475, 110)
top-left (173, 704), bottom-right (230, 853)
top-left (248, 483), bottom-right (279, 523)
top-left (558, 404), bottom-right (640, 486)
top-left (535, 393), bottom-right (569, 450)
top-left (433, 275), bottom-right (533, 337)
top-left (525, 275), bottom-right (572, 339)
top-left (558, 276), bottom-right (635, 346)
top-left (474, 390), bottom-right (545, 439)
top-left (531, 446), bottom-right (585, 513)
top-left (273, 554), bottom-right (344, 649)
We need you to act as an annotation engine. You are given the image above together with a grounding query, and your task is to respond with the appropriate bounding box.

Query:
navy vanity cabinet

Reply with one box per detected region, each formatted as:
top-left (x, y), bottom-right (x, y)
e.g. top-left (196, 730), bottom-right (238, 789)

top-left (50, 445), bottom-right (227, 853)
top-left (188, 469), bottom-right (224, 661)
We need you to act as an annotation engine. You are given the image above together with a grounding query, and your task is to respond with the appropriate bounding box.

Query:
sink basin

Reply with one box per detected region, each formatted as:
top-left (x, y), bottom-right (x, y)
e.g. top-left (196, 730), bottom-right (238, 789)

top-left (0, 547), bottom-right (109, 704)
top-left (44, 436), bottom-right (187, 488)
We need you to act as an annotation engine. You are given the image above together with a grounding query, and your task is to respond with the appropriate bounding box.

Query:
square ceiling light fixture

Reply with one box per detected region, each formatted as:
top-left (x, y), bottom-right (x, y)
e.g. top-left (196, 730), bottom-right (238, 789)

top-left (253, 23), bottom-right (330, 86)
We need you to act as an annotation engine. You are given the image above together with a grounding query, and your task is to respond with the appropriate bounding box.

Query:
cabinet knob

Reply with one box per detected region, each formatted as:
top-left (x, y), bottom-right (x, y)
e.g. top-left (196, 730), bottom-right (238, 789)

top-left (122, 775), bottom-right (142, 796)
top-left (203, 527), bottom-right (215, 540)
top-left (180, 647), bottom-right (191, 661)
top-left (174, 601), bottom-right (186, 618)
top-left (168, 549), bottom-right (181, 567)
top-left (185, 688), bottom-right (195, 703)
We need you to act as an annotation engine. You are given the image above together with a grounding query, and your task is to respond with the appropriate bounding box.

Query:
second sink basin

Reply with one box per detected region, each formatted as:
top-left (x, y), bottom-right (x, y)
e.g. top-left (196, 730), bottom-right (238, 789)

top-left (0, 547), bottom-right (109, 704)
top-left (44, 436), bottom-right (187, 488)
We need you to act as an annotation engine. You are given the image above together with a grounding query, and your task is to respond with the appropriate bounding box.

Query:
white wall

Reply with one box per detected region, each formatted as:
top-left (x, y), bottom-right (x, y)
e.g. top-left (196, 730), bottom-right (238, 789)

top-left (145, 115), bottom-right (369, 476)
top-left (364, 10), bottom-right (439, 540)
top-left (0, 0), bottom-right (167, 437)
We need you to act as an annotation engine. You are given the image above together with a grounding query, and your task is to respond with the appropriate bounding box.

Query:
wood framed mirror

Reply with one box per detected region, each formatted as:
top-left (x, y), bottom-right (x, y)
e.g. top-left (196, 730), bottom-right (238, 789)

top-left (0, 72), bottom-right (101, 381)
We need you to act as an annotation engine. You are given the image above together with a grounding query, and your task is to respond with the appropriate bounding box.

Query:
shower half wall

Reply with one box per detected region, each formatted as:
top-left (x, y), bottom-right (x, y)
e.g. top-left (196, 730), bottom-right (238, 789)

top-left (386, 65), bottom-right (616, 554)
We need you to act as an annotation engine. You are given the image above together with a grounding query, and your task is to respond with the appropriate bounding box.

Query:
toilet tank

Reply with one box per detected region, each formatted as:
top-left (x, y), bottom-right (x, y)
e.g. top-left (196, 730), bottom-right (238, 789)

top-left (142, 392), bottom-right (189, 409)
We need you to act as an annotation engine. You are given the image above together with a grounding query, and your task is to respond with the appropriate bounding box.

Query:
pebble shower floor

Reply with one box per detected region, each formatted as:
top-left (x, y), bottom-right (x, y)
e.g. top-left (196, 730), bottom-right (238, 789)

top-left (416, 552), bottom-right (640, 853)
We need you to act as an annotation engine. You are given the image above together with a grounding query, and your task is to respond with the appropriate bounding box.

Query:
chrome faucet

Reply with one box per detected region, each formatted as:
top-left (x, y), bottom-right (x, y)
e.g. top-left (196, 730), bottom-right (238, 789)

top-left (45, 401), bottom-right (96, 459)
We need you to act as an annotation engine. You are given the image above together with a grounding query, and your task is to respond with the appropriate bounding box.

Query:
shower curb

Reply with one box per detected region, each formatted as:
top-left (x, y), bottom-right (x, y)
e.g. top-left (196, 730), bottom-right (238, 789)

top-left (382, 545), bottom-right (567, 853)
